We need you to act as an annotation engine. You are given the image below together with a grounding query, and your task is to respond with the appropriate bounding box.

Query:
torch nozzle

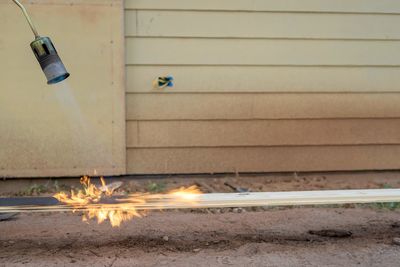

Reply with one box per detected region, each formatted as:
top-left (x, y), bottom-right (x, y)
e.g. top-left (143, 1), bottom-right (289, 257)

top-left (12, 0), bottom-right (70, 84)
top-left (31, 37), bottom-right (70, 84)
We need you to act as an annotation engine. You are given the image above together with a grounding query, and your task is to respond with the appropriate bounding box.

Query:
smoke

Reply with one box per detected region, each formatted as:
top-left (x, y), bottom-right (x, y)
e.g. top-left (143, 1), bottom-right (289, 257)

top-left (54, 81), bottom-right (87, 131)
top-left (54, 81), bottom-right (110, 175)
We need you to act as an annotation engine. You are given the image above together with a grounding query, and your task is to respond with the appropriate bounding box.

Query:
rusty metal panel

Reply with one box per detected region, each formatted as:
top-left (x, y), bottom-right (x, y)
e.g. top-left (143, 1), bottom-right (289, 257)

top-left (0, 0), bottom-right (126, 177)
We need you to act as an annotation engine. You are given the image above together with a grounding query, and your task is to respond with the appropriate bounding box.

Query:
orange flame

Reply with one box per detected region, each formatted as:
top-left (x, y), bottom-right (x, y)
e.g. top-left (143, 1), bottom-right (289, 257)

top-left (54, 177), bottom-right (201, 227)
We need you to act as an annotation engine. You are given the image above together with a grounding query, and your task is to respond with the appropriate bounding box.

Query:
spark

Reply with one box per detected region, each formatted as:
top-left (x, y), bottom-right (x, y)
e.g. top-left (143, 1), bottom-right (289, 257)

top-left (54, 176), bottom-right (201, 227)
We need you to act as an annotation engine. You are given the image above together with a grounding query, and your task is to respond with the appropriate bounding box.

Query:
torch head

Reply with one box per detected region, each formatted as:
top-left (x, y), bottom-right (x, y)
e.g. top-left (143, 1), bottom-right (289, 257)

top-left (30, 37), bottom-right (70, 85)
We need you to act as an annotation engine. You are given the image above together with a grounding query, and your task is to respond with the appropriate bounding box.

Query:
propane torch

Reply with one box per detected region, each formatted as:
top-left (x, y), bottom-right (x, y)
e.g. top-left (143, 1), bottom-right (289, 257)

top-left (12, 0), bottom-right (70, 84)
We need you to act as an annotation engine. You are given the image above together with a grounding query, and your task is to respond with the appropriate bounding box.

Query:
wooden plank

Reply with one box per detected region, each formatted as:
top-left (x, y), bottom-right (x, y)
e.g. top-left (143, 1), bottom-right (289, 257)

top-left (126, 145), bottom-right (400, 174)
top-left (126, 38), bottom-right (400, 66)
top-left (126, 66), bottom-right (400, 93)
top-left (126, 119), bottom-right (400, 148)
top-left (126, 93), bottom-right (400, 120)
top-left (2, 189), bottom-right (400, 212)
top-left (124, 0), bottom-right (400, 14)
top-left (0, 0), bottom-right (126, 178)
top-left (196, 189), bottom-right (400, 207)
top-left (0, 197), bottom-right (60, 207)
top-left (125, 10), bottom-right (400, 40)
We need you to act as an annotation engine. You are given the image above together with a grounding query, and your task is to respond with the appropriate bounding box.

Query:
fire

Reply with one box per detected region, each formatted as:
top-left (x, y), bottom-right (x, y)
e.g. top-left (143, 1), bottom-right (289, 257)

top-left (54, 177), bottom-right (201, 227)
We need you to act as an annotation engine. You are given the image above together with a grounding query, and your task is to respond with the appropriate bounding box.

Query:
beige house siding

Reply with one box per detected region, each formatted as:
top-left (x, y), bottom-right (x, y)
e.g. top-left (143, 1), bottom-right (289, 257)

top-left (1, 0), bottom-right (400, 177)
top-left (125, 0), bottom-right (400, 174)
top-left (0, 0), bottom-right (126, 178)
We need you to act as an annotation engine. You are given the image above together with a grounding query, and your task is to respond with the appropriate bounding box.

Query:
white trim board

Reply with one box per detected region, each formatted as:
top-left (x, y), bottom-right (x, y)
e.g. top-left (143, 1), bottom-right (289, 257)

top-left (1, 189), bottom-right (400, 213)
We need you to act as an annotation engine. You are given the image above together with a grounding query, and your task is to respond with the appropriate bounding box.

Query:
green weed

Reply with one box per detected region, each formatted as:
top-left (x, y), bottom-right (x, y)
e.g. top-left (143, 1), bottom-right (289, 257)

top-left (147, 182), bottom-right (166, 193)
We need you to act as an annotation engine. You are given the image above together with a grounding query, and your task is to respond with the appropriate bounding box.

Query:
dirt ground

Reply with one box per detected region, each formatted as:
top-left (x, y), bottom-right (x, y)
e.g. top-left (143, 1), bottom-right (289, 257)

top-left (1, 171), bottom-right (400, 267)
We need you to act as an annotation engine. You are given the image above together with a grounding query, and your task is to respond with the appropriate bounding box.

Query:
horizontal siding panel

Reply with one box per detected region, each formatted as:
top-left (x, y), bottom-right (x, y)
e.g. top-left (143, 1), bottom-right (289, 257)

top-left (125, 9), bottom-right (137, 36)
top-left (126, 10), bottom-right (400, 39)
top-left (126, 38), bottom-right (400, 66)
top-left (126, 66), bottom-right (400, 93)
top-left (125, 0), bottom-right (400, 14)
top-left (126, 119), bottom-right (400, 148)
top-left (127, 145), bottom-right (400, 174)
top-left (126, 93), bottom-right (400, 120)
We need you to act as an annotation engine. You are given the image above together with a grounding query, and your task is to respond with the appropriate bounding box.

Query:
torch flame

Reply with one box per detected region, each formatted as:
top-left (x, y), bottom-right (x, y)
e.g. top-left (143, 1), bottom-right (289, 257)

top-left (169, 185), bottom-right (202, 201)
top-left (54, 177), bottom-right (201, 227)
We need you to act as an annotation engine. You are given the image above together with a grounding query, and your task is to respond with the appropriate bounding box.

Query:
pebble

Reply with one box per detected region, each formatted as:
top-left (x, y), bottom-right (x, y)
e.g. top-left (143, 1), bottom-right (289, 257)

top-left (163, 236), bottom-right (169, 242)
top-left (393, 238), bottom-right (400, 246)
top-left (309, 229), bottom-right (352, 238)
top-left (233, 208), bottom-right (244, 213)
top-left (210, 209), bottom-right (221, 214)
top-left (392, 222), bottom-right (400, 229)
top-left (193, 248), bottom-right (201, 252)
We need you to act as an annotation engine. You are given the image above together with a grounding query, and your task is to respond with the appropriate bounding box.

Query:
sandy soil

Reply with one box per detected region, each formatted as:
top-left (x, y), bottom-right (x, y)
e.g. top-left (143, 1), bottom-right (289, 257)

top-left (1, 172), bottom-right (400, 267)
top-left (0, 209), bottom-right (400, 267)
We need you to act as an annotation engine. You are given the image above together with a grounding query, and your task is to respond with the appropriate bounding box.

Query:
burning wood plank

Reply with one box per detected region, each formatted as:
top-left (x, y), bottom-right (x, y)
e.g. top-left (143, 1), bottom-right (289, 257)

top-left (2, 189), bottom-right (400, 212)
top-left (1, 176), bottom-right (399, 227)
